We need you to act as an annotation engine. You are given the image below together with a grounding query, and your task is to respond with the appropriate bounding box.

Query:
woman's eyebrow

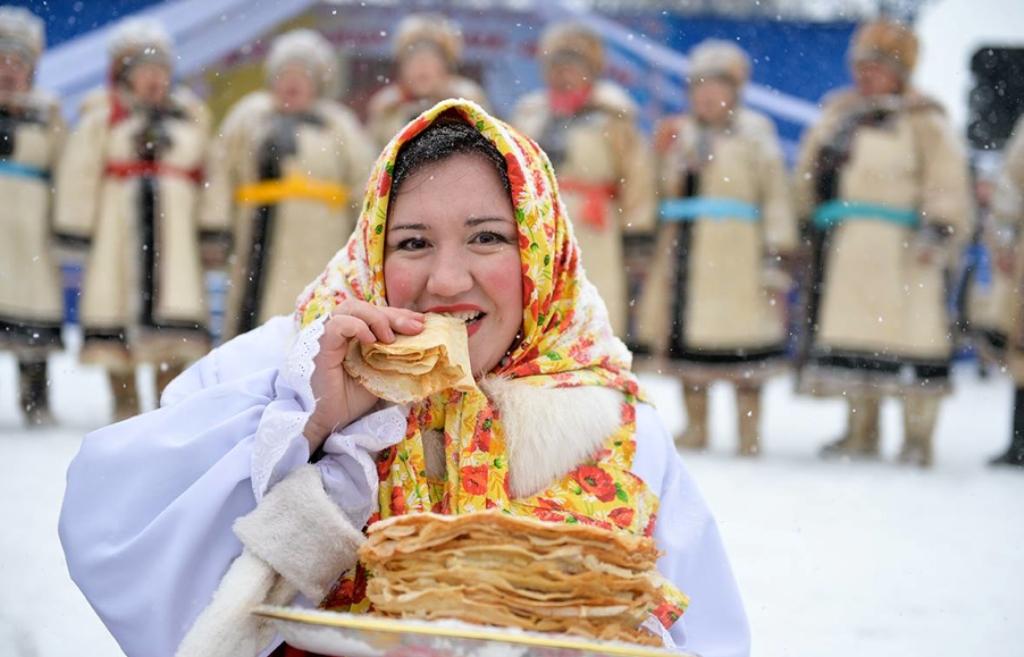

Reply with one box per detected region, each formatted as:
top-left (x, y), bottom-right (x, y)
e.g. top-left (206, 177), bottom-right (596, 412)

top-left (465, 216), bottom-right (512, 227)
top-left (388, 222), bottom-right (429, 232)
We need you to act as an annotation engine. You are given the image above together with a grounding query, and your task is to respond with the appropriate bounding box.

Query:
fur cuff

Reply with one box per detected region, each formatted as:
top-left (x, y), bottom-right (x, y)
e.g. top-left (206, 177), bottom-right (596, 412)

top-left (234, 465), bottom-right (366, 602)
top-left (480, 377), bottom-right (624, 498)
top-left (175, 550), bottom-right (295, 657)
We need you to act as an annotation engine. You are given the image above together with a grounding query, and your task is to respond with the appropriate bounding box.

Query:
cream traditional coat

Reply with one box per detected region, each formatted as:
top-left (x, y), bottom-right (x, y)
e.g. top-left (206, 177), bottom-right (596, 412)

top-left (793, 89), bottom-right (973, 394)
top-left (991, 117), bottom-right (1024, 384)
top-left (202, 91), bottom-right (375, 338)
top-left (365, 76), bottom-right (489, 149)
top-left (636, 109), bottom-right (796, 382)
top-left (54, 88), bottom-right (212, 369)
top-left (0, 90), bottom-right (65, 359)
top-left (512, 81), bottom-right (656, 338)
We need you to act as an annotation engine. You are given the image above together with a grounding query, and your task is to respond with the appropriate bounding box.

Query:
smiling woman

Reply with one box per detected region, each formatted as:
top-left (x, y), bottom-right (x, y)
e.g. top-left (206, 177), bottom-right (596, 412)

top-left (58, 99), bottom-right (750, 657)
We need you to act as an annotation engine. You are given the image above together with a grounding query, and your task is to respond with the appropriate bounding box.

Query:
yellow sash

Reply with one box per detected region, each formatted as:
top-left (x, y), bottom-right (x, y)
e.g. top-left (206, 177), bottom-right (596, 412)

top-left (235, 173), bottom-right (349, 209)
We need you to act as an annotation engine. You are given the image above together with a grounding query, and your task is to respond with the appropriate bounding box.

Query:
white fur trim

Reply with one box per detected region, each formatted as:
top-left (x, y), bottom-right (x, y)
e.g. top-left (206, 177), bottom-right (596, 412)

top-left (174, 550), bottom-right (294, 657)
top-left (480, 378), bottom-right (624, 498)
top-left (235, 465), bottom-right (365, 602)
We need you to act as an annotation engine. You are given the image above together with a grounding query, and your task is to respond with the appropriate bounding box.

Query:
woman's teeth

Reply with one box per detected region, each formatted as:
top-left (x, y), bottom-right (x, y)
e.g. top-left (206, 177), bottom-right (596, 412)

top-left (442, 310), bottom-right (485, 324)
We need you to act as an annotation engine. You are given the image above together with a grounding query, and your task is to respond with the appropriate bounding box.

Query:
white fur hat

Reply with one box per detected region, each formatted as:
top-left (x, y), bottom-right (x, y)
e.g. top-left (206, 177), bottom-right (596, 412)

top-left (393, 14), bottom-right (463, 67)
top-left (107, 17), bottom-right (173, 80)
top-left (266, 28), bottom-right (337, 96)
top-left (0, 6), bottom-right (44, 64)
top-left (688, 39), bottom-right (751, 88)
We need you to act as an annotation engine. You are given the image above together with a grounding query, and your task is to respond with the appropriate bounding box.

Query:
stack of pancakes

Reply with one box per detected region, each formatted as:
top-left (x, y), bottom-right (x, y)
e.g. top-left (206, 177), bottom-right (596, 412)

top-left (358, 510), bottom-right (664, 646)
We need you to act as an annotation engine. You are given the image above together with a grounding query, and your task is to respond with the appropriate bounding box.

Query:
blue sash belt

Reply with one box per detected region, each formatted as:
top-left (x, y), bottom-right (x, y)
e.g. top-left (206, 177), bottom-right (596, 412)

top-left (660, 197), bottom-right (760, 223)
top-left (0, 160), bottom-right (50, 181)
top-left (812, 200), bottom-right (917, 230)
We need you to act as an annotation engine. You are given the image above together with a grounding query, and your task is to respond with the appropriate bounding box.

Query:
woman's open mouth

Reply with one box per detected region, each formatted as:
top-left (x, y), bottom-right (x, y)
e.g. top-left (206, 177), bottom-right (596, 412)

top-left (433, 308), bottom-right (487, 337)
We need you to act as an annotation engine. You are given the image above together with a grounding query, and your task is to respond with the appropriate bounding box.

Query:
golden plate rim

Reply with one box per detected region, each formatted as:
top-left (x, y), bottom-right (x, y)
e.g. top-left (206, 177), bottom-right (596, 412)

top-left (253, 605), bottom-right (686, 657)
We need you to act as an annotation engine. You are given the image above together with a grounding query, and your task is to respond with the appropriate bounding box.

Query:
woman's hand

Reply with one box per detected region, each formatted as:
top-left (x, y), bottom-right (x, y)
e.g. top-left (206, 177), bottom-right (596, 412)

top-left (303, 300), bottom-right (424, 452)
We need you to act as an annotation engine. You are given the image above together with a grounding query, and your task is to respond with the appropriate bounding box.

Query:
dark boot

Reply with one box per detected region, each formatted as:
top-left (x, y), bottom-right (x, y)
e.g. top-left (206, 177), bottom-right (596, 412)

top-left (19, 360), bottom-right (54, 427)
top-left (678, 383), bottom-right (709, 450)
top-left (820, 394), bottom-right (881, 459)
top-left (736, 386), bottom-right (762, 457)
top-left (990, 387), bottom-right (1024, 467)
top-left (110, 370), bottom-right (139, 422)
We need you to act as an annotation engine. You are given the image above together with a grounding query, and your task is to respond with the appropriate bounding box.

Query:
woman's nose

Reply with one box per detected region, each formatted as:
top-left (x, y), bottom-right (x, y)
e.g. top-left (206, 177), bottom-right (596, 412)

top-left (425, 252), bottom-right (474, 298)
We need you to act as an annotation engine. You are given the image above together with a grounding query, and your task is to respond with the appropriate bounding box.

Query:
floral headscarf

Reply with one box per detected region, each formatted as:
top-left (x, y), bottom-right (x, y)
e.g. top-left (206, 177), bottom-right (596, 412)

top-left (296, 99), bottom-right (687, 628)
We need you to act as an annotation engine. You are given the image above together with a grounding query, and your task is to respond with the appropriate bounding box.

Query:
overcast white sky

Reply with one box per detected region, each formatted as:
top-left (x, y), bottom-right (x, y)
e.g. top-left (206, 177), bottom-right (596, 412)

top-left (916, 0), bottom-right (1024, 131)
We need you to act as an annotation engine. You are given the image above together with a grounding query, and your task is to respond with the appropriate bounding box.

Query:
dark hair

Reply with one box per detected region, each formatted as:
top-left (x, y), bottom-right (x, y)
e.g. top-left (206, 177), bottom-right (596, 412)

top-left (391, 114), bottom-right (512, 197)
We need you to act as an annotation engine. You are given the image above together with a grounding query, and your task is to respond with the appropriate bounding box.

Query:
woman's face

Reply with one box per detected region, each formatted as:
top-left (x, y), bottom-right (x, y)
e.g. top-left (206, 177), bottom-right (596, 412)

top-left (128, 62), bottom-right (170, 106)
top-left (545, 57), bottom-right (591, 93)
top-left (272, 63), bottom-right (318, 113)
top-left (690, 77), bottom-right (737, 126)
top-left (384, 152), bottom-right (523, 377)
top-left (398, 46), bottom-right (448, 100)
top-left (0, 51), bottom-right (31, 94)
top-left (854, 60), bottom-right (902, 97)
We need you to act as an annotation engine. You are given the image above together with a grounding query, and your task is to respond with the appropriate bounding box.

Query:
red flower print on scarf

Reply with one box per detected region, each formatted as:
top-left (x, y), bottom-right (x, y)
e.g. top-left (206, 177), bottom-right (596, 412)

top-left (504, 152), bottom-right (527, 202)
top-left (532, 497), bottom-right (566, 522)
top-left (571, 513), bottom-right (612, 531)
top-left (653, 600), bottom-right (685, 628)
top-left (643, 512), bottom-right (658, 538)
top-left (569, 336), bottom-right (595, 365)
top-left (574, 465), bottom-right (616, 502)
top-left (621, 402), bottom-right (636, 425)
top-left (531, 166), bottom-right (547, 198)
top-left (521, 263), bottom-right (536, 308)
top-left (376, 449), bottom-right (395, 480)
top-left (390, 486), bottom-right (407, 516)
top-left (609, 507), bottom-right (635, 528)
top-left (471, 416), bottom-right (493, 452)
top-left (377, 166), bottom-right (392, 197)
top-left (397, 116), bottom-right (431, 143)
top-left (460, 465), bottom-right (489, 495)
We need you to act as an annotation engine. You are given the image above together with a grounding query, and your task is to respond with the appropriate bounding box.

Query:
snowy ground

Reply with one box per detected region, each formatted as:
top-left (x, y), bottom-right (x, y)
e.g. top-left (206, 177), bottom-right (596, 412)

top-left (1, 348), bottom-right (1022, 657)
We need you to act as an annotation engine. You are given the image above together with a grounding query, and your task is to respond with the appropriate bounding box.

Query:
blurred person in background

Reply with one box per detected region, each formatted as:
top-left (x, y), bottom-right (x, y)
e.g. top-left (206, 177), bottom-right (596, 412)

top-left (512, 20), bottom-right (656, 341)
top-left (365, 14), bottom-right (489, 148)
top-left (54, 19), bottom-right (212, 420)
top-left (959, 152), bottom-right (1009, 378)
top-left (793, 19), bottom-right (973, 467)
top-left (202, 29), bottom-right (375, 339)
top-left (0, 7), bottom-right (65, 427)
top-left (987, 115), bottom-right (1024, 467)
top-left (636, 40), bottom-right (797, 456)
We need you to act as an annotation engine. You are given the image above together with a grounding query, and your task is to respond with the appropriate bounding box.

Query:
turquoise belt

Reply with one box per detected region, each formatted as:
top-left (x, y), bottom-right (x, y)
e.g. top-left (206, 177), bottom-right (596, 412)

top-left (0, 160), bottom-right (49, 181)
top-left (660, 197), bottom-right (760, 223)
top-left (813, 200), bottom-right (917, 230)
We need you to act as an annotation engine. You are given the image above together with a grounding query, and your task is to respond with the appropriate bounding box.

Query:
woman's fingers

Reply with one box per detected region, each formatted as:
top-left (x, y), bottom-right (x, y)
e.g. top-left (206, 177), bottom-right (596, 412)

top-left (321, 314), bottom-right (375, 353)
top-left (335, 301), bottom-right (425, 341)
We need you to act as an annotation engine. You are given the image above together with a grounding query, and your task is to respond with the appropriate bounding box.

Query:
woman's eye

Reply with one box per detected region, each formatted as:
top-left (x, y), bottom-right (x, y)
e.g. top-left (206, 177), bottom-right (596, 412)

top-left (396, 237), bottom-right (430, 251)
top-left (471, 231), bottom-right (512, 246)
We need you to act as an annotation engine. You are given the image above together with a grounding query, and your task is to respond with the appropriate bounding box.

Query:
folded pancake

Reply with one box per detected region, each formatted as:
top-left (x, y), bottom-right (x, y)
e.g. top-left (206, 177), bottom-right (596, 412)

top-left (357, 511), bottom-right (666, 646)
top-left (343, 313), bottom-right (476, 403)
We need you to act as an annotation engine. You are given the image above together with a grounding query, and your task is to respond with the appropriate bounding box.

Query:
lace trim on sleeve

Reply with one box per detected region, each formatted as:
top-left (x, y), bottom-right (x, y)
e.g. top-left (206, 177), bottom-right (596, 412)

top-left (250, 315), bottom-right (327, 502)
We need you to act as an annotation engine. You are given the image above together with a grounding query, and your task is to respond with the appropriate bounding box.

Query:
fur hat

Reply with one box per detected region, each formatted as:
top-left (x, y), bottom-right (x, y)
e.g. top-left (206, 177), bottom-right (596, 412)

top-left (266, 29), bottom-right (337, 96)
top-left (849, 19), bottom-right (918, 78)
top-left (393, 14), bottom-right (463, 68)
top-left (688, 39), bottom-right (751, 88)
top-left (107, 18), bottom-right (172, 82)
top-left (0, 6), bottom-right (44, 65)
top-left (538, 21), bottom-right (604, 74)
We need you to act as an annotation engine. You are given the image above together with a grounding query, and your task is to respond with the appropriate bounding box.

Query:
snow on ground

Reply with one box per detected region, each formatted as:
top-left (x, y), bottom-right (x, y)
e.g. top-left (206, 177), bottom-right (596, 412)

top-left (1, 348), bottom-right (1022, 657)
